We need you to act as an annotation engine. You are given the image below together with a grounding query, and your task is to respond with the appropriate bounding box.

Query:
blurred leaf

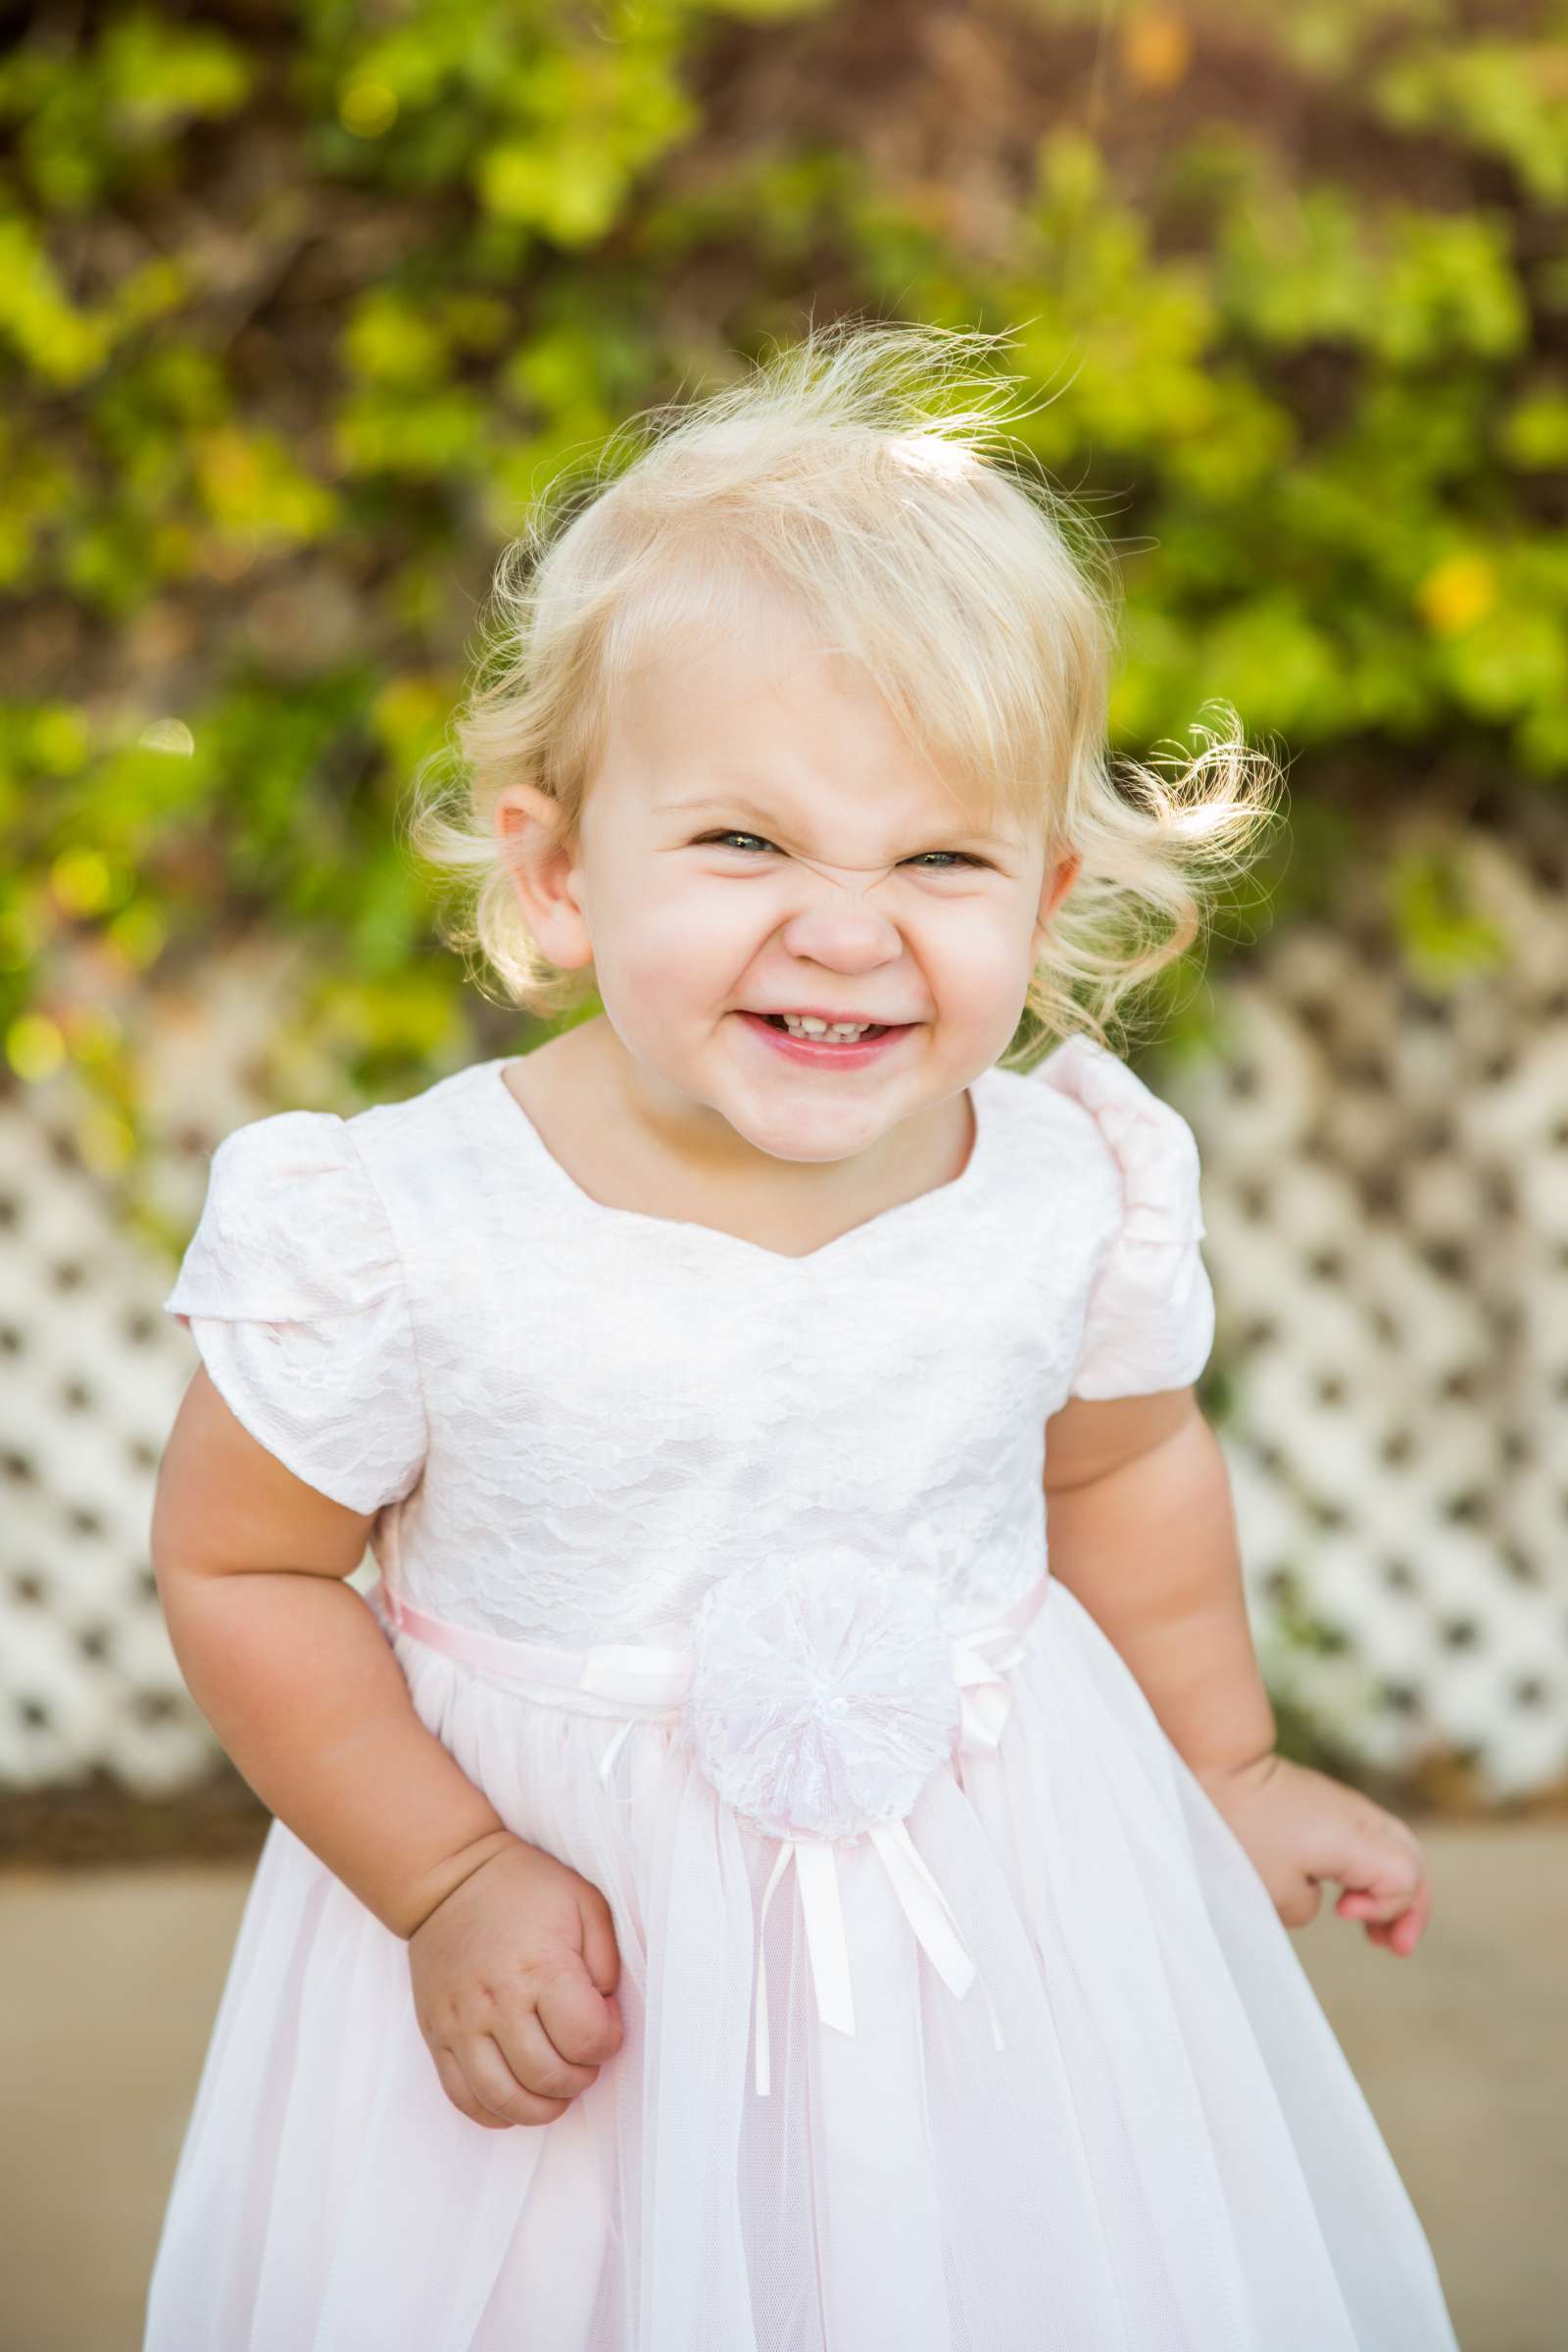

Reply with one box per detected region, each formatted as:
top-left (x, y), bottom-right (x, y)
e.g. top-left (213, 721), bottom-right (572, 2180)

top-left (1387, 842), bottom-right (1512, 986)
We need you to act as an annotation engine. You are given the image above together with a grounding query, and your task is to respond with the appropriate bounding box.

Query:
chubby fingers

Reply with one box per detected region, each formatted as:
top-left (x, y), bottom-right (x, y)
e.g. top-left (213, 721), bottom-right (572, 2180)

top-left (432, 1999), bottom-right (623, 2136)
top-left (466, 1952), bottom-right (622, 2120)
top-left (534, 1952), bottom-right (626, 2069)
top-left (1335, 1863), bottom-right (1433, 1955)
top-left (429, 1947), bottom-right (626, 2132)
top-left (433, 2038), bottom-right (570, 2131)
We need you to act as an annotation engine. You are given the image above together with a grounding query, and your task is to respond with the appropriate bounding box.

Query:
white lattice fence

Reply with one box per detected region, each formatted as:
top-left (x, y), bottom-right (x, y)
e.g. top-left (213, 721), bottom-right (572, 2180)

top-left (1, 1102), bottom-right (199, 1793)
top-left (1169, 794), bottom-right (1568, 1802)
top-left (0, 941), bottom-right (379, 1800)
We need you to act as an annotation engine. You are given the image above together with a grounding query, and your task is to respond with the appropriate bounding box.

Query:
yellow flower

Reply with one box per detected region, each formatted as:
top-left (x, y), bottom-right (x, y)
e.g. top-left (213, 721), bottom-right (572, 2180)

top-left (1119, 9), bottom-right (1194, 92)
top-left (1417, 556), bottom-right (1498, 636)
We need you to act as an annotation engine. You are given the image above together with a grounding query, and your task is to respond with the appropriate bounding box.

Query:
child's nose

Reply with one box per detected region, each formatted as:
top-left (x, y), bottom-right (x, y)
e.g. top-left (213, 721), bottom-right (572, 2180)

top-left (777, 890), bottom-right (906, 970)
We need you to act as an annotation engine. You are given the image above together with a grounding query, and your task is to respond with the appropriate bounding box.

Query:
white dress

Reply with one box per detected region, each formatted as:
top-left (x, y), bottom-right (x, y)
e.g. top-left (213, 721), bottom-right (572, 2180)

top-left (145, 1035), bottom-right (1459, 2352)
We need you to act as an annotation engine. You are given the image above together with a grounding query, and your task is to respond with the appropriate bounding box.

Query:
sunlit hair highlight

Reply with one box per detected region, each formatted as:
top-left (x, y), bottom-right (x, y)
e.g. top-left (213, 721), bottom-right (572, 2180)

top-left (405, 317), bottom-right (1283, 1062)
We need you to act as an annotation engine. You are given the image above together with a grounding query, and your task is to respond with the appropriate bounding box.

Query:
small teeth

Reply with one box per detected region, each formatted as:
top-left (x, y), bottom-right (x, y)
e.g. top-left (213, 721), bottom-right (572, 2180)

top-left (778, 1013), bottom-right (872, 1039)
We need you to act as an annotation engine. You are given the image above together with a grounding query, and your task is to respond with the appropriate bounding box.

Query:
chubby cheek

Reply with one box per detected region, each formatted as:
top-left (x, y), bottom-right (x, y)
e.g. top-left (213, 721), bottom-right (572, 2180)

top-left (597, 876), bottom-right (750, 1019)
top-left (926, 904), bottom-right (1030, 1027)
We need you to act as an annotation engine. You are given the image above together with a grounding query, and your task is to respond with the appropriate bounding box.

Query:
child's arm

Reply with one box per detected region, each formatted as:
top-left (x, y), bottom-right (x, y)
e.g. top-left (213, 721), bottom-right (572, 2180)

top-left (157, 1366), bottom-right (626, 2127)
top-left (1044, 1387), bottom-right (1275, 1777)
top-left (153, 1363), bottom-right (516, 1939)
top-left (1045, 1388), bottom-right (1434, 1957)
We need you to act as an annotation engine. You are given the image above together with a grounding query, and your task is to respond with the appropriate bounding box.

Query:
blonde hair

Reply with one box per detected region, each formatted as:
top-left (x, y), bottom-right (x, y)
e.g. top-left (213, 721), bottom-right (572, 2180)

top-left (405, 317), bottom-right (1282, 1063)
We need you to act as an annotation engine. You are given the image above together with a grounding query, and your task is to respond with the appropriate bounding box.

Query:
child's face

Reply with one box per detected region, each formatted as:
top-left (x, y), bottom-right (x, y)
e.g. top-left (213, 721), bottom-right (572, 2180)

top-left (499, 582), bottom-right (1079, 1166)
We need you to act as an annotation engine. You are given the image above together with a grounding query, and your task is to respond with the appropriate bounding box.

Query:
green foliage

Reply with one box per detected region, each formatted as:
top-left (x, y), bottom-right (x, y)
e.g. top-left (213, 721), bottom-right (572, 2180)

top-left (6, 0), bottom-right (1567, 1153)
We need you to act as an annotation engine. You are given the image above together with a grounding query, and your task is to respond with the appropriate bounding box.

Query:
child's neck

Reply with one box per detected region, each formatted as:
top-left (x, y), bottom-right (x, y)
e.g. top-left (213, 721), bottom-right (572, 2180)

top-left (502, 1016), bottom-right (975, 1257)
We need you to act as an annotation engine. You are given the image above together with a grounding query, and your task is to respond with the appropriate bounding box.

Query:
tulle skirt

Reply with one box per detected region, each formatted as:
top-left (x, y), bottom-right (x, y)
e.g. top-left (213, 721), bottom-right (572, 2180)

top-left (143, 1574), bottom-right (1458, 2351)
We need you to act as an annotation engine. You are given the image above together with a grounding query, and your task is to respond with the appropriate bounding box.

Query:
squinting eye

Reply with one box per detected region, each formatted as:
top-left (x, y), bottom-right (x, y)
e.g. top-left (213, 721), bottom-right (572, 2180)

top-left (696, 833), bottom-right (986, 870)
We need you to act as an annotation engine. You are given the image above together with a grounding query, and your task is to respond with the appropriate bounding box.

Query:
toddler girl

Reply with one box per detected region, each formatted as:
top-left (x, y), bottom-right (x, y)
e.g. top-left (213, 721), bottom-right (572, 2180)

top-left (146, 320), bottom-right (1459, 2349)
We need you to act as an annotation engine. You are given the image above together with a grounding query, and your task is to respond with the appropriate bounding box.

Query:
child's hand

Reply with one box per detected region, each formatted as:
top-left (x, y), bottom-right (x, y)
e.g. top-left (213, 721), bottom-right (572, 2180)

top-left (1192, 1752), bottom-right (1434, 1957)
top-left (407, 1834), bottom-right (625, 2129)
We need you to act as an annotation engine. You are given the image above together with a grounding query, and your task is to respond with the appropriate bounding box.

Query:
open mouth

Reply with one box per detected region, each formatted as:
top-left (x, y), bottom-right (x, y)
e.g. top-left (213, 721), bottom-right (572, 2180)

top-left (735, 1010), bottom-right (914, 1061)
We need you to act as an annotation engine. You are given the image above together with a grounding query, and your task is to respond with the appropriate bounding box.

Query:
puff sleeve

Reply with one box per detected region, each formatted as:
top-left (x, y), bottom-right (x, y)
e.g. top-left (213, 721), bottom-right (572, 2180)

top-left (162, 1112), bottom-right (428, 1514)
top-left (1039, 1035), bottom-right (1216, 1401)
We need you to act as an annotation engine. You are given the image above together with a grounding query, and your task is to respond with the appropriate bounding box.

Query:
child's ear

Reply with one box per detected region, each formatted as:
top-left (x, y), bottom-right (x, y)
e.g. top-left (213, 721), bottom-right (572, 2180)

top-left (494, 783), bottom-right (595, 972)
top-left (1035, 850), bottom-right (1083, 938)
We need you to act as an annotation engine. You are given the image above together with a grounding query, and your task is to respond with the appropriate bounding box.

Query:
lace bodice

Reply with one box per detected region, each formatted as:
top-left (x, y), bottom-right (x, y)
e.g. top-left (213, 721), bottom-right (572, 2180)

top-left (163, 1035), bottom-right (1214, 1643)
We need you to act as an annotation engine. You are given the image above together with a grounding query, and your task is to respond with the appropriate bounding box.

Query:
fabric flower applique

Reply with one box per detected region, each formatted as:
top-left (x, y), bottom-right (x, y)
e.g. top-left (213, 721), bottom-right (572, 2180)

top-left (685, 1544), bottom-right (962, 1845)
